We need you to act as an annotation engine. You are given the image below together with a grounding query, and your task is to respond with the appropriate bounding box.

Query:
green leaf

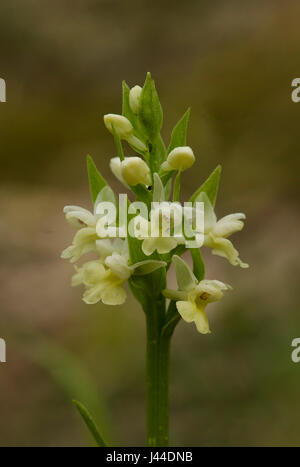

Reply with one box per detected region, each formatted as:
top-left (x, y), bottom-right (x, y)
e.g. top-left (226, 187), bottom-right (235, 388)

top-left (153, 173), bottom-right (165, 202)
top-left (196, 192), bottom-right (216, 228)
top-left (95, 186), bottom-right (116, 206)
top-left (24, 335), bottom-right (112, 443)
top-left (167, 108), bottom-right (190, 154)
top-left (160, 170), bottom-right (175, 188)
top-left (87, 155), bottom-right (108, 204)
top-left (127, 214), bottom-right (146, 265)
top-left (190, 248), bottom-right (205, 282)
top-left (164, 177), bottom-right (172, 200)
top-left (130, 184), bottom-right (152, 208)
top-left (172, 170), bottom-right (181, 202)
top-left (73, 400), bottom-right (107, 447)
top-left (190, 165), bottom-right (221, 206)
top-left (149, 133), bottom-right (166, 174)
top-left (172, 255), bottom-right (197, 292)
top-left (132, 259), bottom-right (167, 275)
top-left (139, 72), bottom-right (163, 138)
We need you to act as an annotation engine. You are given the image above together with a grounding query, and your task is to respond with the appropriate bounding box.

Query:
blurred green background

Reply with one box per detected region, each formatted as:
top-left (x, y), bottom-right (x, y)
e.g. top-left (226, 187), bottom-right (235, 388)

top-left (0, 0), bottom-right (300, 446)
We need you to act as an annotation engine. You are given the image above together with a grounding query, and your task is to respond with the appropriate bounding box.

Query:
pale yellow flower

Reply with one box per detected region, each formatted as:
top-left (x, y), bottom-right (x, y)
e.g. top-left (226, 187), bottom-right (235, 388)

top-left (72, 238), bottom-right (166, 305)
top-left (61, 203), bottom-right (98, 263)
top-left (198, 192), bottom-right (249, 268)
top-left (109, 157), bottom-right (129, 188)
top-left (163, 255), bottom-right (231, 334)
top-left (176, 280), bottom-right (230, 334)
top-left (61, 227), bottom-right (98, 263)
top-left (129, 85), bottom-right (142, 114)
top-left (104, 114), bottom-right (147, 151)
top-left (62, 189), bottom-right (117, 263)
top-left (121, 157), bottom-right (151, 186)
top-left (134, 203), bottom-right (183, 256)
top-left (161, 146), bottom-right (195, 172)
top-left (72, 260), bottom-right (127, 305)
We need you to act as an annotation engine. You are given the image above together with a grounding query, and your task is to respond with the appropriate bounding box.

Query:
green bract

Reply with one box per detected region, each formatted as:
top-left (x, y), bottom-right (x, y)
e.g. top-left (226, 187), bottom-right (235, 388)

top-left (139, 72), bottom-right (163, 139)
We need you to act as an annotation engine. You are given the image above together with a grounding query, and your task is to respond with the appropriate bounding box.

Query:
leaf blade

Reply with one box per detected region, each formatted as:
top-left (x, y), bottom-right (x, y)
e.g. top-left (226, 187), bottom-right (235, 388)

top-left (73, 399), bottom-right (107, 447)
top-left (190, 164), bottom-right (221, 206)
top-left (167, 108), bottom-right (190, 154)
top-left (139, 72), bottom-right (163, 138)
top-left (190, 248), bottom-right (205, 282)
top-left (87, 155), bottom-right (108, 204)
top-left (172, 255), bottom-right (197, 292)
top-left (153, 173), bottom-right (165, 202)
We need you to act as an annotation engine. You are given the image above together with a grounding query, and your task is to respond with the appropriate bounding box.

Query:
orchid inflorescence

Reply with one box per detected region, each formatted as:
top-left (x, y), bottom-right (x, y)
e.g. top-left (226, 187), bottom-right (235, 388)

top-left (62, 73), bottom-right (248, 336)
top-left (61, 73), bottom-right (249, 447)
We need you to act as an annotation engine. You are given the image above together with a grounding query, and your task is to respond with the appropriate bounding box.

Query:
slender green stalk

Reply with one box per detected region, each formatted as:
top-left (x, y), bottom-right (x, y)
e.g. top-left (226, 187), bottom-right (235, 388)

top-left (157, 334), bottom-right (170, 446)
top-left (111, 123), bottom-right (125, 161)
top-left (173, 170), bottom-right (181, 202)
top-left (145, 300), bottom-right (170, 447)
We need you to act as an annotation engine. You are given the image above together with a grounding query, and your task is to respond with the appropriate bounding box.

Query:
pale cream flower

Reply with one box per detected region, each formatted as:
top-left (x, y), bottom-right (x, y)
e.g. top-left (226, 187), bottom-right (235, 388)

top-left (110, 156), bottom-right (151, 187)
top-left (176, 280), bottom-right (230, 334)
top-left (104, 114), bottom-right (133, 138)
top-left (72, 260), bottom-right (128, 305)
top-left (61, 188), bottom-right (117, 263)
top-left (121, 157), bottom-right (151, 186)
top-left (104, 114), bottom-right (147, 151)
top-left (198, 192), bottom-right (249, 268)
top-left (61, 227), bottom-right (99, 263)
top-left (163, 256), bottom-right (231, 334)
top-left (72, 238), bottom-right (167, 305)
top-left (135, 203), bottom-right (183, 256)
top-left (109, 157), bottom-right (129, 188)
top-left (129, 85), bottom-right (142, 114)
top-left (161, 146), bottom-right (195, 172)
top-left (61, 203), bottom-right (99, 263)
top-left (63, 205), bottom-right (97, 228)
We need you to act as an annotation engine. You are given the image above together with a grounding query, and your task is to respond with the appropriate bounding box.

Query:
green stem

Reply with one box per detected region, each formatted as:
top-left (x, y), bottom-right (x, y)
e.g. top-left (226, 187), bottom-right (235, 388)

top-left (173, 170), bottom-right (181, 202)
top-left (111, 123), bottom-right (124, 161)
top-left (145, 299), bottom-right (170, 447)
top-left (157, 334), bottom-right (170, 446)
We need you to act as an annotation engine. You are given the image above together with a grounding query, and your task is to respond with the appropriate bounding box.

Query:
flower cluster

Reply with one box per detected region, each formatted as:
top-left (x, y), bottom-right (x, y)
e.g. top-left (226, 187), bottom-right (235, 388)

top-left (62, 191), bottom-right (166, 305)
top-left (62, 73), bottom-right (248, 333)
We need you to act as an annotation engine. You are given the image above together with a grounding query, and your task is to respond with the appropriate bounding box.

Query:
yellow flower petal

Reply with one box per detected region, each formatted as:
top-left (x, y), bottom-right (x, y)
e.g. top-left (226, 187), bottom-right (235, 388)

top-left (194, 310), bottom-right (210, 334)
top-left (166, 147), bottom-right (195, 172)
top-left (101, 285), bottom-right (127, 305)
top-left (176, 300), bottom-right (197, 323)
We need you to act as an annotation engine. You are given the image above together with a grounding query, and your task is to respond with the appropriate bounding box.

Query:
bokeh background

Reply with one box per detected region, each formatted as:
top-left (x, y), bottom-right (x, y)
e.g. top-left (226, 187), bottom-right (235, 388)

top-left (1, 0), bottom-right (300, 446)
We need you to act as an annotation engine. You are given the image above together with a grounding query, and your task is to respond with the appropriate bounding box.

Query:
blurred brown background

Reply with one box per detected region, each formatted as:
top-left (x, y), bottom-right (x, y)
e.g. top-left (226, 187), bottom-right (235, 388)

top-left (0, 0), bottom-right (300, 446)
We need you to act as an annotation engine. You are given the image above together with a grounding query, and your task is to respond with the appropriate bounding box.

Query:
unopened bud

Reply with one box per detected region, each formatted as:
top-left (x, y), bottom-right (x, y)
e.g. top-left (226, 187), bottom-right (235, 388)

top-left (110, 157), bottom-right (129, 188)
top-left (104, 113), bottom-right (147, 152)
top-left (161, 146), bottom-right (195, 172)
top-left (104, 114), bottom-right (133, 139)
top-left (121, 157), bottom-right (151, 186)
top-left (129, 85), bottom-right (142, 114)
